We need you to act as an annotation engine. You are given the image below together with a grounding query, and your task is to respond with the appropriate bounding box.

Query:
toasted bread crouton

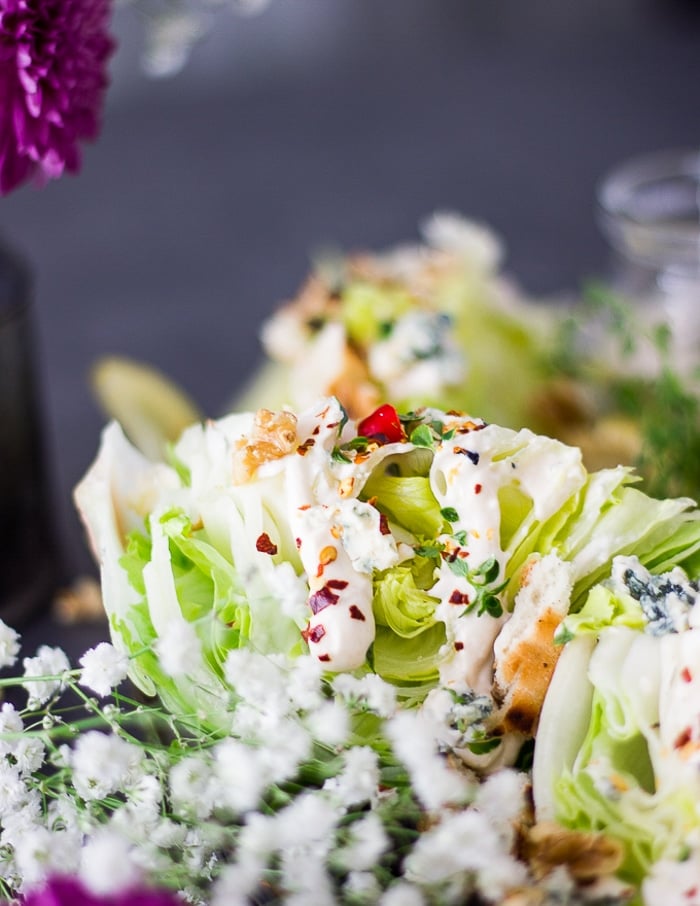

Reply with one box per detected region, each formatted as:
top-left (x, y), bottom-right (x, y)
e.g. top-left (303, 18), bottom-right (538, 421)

top-left (492, 553), bottom-right (573, 736)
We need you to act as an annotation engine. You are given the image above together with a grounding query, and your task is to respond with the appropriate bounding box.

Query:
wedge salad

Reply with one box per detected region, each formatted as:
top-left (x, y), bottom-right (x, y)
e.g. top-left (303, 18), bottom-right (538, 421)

top-left (75, 396), bottom-right (700, 903)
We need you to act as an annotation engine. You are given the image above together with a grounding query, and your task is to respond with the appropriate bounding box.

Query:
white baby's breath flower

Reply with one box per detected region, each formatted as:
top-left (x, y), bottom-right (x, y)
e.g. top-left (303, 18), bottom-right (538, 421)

top-left (149, 817), bottom-right (187, 850)
top-left (13, 736), bottom-right (45, 776)
top-left (80, 829), bottom-right (141, 895)
top-left (0, 620), bottom-right (20, 669)
top-left (13, 826), bottom-right (79, 888)
top-left (170, 754), bottom-right (218, 820)
top-left (0, 702), bottom-right (23, 756)
top-left (335, 813), bottom-right (388, 872)
top-left (210, 861), bottom-right (264, 906)
top-left (258, 717), bottom-right (311, 783)
top-left (280, 845), bottom-right (336, 906)
top-left (237, 811), bottom-right (278, 861)
top-left (272, 792), bottom-right (340, 880)
top-left (127, 772), bottom-right (163, 814)
top-left (304, 698), bottom-right (349, 747)
top-left (0, 793), bottom-right (42, 844)
top-left (224, 649), bottom-right (290, 717)
top-left (285, 654), bottom-right (324, 712)
top-left (78, 642), bottom-right (129, 697)
top-left (213, 739), bottom-right (266, 813)
top-left (474, 769), bottom-right (528, 849)
top-left (324, 746), bottom-right (380, 808)
top-left (272, 561), bottom-right (309, 623)
top-left (0, 762), bottom-right (30, 820)
top-left (70, 730), bottom-right (144, 801)
top-left (404, 808), bottom-right (528, 898)
top-left (154, 620), bottom-right (202, 677)
top-left (22, 645), bottom-right (70, 708)
top-left (379, 882), bottom-right (426, 906)
top-left (332, 673), bottom-right (397, 718)
top-left (344, 870), bottom-right (381, 902)
top-left (386, 711), bottom-right (472, 811)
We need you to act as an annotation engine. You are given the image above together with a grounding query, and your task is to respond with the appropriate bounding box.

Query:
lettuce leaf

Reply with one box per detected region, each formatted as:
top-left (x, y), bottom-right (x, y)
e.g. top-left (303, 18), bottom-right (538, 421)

top-left (361, 472), bottom-right (446, 539)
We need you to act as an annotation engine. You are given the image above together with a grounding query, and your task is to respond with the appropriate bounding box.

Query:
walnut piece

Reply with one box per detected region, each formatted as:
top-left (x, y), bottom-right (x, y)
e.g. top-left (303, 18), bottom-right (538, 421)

top-left (232, 408), bottom-right (298, 484)
top-left (521, 821), bottom-right (624, 882)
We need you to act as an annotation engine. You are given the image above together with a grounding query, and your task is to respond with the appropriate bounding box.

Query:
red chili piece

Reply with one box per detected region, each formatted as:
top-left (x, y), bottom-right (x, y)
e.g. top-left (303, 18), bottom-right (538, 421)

top-left (449, 590), bottom-right (470, 605)
top-left (349, 605), bottom-right (366, 621)
top-left (327, 579), bottom-right (349, 590)
top-left (454, 641), bottom-right (464, 651)
top-left (301, 623), bottom-right (326, 644)
top-left (378, 513), bottom-right (391, 535)
top-left (308, 585), bottom-right (340, 615)
top-left (255, 532), bottom-right (278, 555)
top-left (682, 666), bottom-right (693, 683)
top-left (474, 483), bottom-right (483, 495)
top-left (357, 404), bottom-right (405, 444)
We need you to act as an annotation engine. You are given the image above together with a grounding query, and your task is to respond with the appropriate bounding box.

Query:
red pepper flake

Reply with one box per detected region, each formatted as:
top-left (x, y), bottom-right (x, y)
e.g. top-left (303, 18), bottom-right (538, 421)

top-left (357, 404), bottom-right (405, 444)
top-left (318, 654), bottom-right (331, 662)
top-left (685, 888), bottom-right (698, 899)
top-left (454, 641), bottom-right (464, 651)
top-left (378, 513), bottom-right (391, 535)
top-left (295, 537), bottom-right (302, 549)
top-left (312, 425), bottom-right (321, 436)
top-left (474, 483), bottom-right (483, 495)
top-left (682, 666), bottom-right (693, 683)
top-left (675, 727), bottom-right (692, 749)
top-left (301, 623), bottom-right (326, 644)
top-left (349, 605), bottom-right (366, 621)
top-left (449, 590), bottom-right (471, 606)
top-left (297, 438), bottom-right (316, 456)
top-left (255, 532), bottom-right (278, 555)
top-left (308, 585), bottom-right (340, 615)
top-left (327, 579), bottom-right (349, 590)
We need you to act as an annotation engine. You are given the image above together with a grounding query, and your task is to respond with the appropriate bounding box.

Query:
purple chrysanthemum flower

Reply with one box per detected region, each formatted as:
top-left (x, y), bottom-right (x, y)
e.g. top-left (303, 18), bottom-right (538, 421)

top-left (0, 0), bottom-right (115, 194)
top-left (21, 876), bottom-right (182, 906)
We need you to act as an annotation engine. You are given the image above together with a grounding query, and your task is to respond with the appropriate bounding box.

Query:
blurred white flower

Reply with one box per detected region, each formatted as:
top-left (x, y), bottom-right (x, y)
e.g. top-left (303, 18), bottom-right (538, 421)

top-left (386, 710), bottom-right (472, 811)
top-left (335, 813), bottom-right (388, 872)
top-left (22, 645), bottom-right (70, 708)
top-left (170, 754), bottom-right (219, 820)
top-left (324, 746), bottom-right (380, 808)
top-left (332, 673), bottom-right (397, 718)
top-left (79, 642), bottom-right (129, 697)
top-left (80, 829), bottom-right (141, 895)
top-left (154, 620), bottom-right (202, 677)
top-left (70, 731), bottom-right (144, 801)
top-left (0, 621), bottom-right (20, 669)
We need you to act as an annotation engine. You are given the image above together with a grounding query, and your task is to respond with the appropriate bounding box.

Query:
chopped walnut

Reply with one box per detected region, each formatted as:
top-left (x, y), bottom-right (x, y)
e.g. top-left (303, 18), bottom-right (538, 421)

top-left (520, 822), bottom-right (624, 883)
top-left (232, 408), bottom-right (298, 484)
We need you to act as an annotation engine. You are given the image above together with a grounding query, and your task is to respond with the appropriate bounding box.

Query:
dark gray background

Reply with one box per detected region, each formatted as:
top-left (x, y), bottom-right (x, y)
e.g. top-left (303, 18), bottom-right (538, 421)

top-left (2, 0), bottom-right (700, 582)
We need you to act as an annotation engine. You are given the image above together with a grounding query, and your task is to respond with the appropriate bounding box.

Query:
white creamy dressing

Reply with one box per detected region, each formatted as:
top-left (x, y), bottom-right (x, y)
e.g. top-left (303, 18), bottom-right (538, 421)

top-left (283, 399), bottom-right (401, 671)
top-left (658, 630), bottom-right (700, 781)
top-left (221, 403), bottom-right (587, 682)
top-left (429, 423), bottom-right (585, 693)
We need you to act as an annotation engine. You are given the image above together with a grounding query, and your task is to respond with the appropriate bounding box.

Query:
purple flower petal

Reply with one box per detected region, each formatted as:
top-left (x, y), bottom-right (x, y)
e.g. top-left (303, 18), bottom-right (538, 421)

top-left (21, 875), bottom-right (183, 906)
top-left (0, 0), bottom-right (115, 194)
